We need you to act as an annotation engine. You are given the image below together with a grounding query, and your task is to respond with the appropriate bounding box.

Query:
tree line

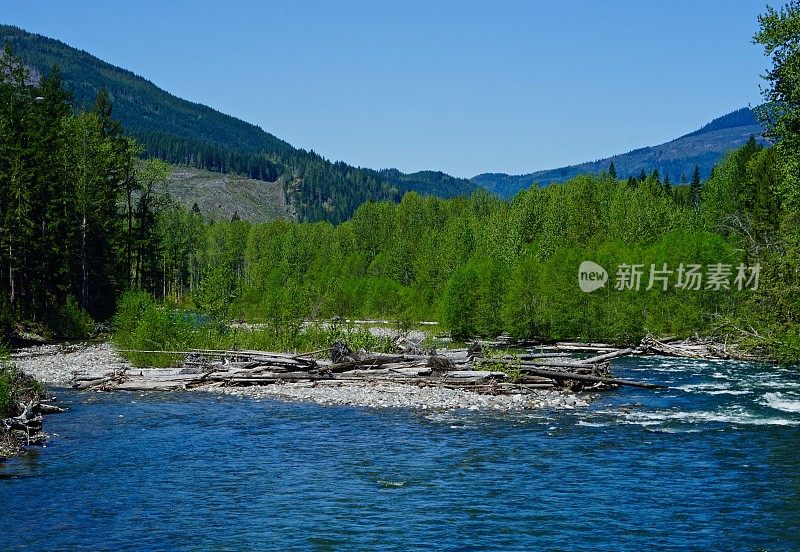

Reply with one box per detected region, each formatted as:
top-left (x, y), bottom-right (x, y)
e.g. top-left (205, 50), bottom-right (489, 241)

top-left (0, 45), bottom-right (171, 329)
top-left (133, 137), bottom-right (794, 359)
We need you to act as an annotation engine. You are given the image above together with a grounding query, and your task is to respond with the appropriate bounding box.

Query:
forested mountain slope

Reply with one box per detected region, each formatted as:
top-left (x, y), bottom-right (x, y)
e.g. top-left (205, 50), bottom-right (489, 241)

top-left (0, 24), bottom-right (770, 217)
top-left (473, 108), bottom-right (767, 198)
top-left (0, 24), bottom-right (477, 222)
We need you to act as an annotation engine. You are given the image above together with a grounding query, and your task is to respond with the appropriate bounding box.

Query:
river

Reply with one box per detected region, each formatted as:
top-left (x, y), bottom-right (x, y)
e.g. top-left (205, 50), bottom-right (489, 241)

top-left (1, 355), bottom-right (799, 551)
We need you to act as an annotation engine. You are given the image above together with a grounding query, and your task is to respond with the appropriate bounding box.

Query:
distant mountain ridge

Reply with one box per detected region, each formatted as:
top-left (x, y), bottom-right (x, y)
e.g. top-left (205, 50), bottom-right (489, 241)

top-left (472, 107), bottom-right (767, 198)
top-left (0, 24), bottom-right (477, 223)
top-left (1, 24), bottom-right (772, 215)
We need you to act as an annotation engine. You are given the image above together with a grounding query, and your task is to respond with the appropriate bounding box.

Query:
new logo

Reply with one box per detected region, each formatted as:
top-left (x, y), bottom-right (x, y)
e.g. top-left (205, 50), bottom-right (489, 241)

top-left (578, 261), bottom-right (608, 293)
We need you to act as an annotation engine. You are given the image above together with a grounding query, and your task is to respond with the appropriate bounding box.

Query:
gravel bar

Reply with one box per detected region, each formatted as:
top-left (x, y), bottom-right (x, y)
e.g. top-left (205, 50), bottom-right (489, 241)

top-left (12, 342), bottom-right (592, 411)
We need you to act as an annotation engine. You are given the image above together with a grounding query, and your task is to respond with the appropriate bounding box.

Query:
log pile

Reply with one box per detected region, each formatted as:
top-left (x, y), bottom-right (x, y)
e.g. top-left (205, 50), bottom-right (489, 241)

top-left (71, 342), bottom-right (664, 395)
top-left (639, 335), bottom-right (763, 361)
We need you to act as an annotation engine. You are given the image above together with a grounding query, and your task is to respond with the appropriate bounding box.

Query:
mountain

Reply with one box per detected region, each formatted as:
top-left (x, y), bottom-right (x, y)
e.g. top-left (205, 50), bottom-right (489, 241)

top-left (0, 24), bottom-right (478, 222)
top-left (472, 108), bottom-right (767, 198)
top-left (0, 24), bottom-right (772, 214)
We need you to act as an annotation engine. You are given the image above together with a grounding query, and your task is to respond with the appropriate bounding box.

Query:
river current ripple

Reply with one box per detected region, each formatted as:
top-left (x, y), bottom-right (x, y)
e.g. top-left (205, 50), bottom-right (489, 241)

top-left (1, 356), bottom-right (799, 551)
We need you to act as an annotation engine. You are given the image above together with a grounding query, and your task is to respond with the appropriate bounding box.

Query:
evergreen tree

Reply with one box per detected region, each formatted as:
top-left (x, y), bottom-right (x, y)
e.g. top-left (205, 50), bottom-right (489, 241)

top-left (608, 161), bottom-right (617, 179)
top-left (650, 168), bottom-right (661, 184)
top-left (0, 48), bottom-right (138, 322)
top-left (133, 158), bottom-right (170, 292)
top-left (690, 164), bottom-right (702, 208)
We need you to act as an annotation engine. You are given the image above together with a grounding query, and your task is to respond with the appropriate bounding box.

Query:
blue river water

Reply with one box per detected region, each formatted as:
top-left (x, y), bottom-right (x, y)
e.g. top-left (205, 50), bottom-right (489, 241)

top-left (1, 355), bottom-right (799, 551)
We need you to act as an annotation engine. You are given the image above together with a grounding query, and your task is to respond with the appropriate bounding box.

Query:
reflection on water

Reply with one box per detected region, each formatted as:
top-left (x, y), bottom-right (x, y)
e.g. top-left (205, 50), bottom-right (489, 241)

top-left (1, 355), bottom-right (799, 551)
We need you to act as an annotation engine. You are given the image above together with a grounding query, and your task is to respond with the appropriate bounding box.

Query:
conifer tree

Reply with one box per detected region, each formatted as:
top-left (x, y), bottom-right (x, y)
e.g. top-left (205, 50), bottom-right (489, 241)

top-left (690, 164), bottom-right (702, 208)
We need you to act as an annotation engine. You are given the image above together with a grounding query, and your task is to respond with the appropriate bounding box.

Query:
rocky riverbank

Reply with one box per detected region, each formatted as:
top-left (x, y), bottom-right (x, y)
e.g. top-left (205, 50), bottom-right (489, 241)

top-left (13, 342), bottom-right (123, 386)
top-left (13, 342), bottom-right (593, 411)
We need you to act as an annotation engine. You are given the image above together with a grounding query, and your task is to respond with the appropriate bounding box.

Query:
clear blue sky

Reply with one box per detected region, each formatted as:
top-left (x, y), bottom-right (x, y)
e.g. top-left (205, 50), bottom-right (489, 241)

top-left (2, 0), bottom-right (781, 178)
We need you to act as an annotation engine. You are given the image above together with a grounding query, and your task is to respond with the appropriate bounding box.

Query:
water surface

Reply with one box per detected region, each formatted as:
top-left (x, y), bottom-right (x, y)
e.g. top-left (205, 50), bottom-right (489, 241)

top-left (2, 356), bottom-right (799, 551)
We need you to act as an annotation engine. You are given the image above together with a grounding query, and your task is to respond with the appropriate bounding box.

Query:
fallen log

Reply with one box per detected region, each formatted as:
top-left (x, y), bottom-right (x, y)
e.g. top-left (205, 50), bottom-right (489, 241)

top-left (74, 376), bottom-right (114, 390)
top-left (443, 370), bottom-right (507, 381)
top-left (479, 358), bottom-right (608, 372)
top-left (327, 355), bottom-right (407, 373)
top-left (513, 352), bottom-right (574, 360)
top-left (35, 402), bottom-right (66, 415)
top-left (639, 336), bottom-right (721, 359)
top-left (80, 343), bottom-right (668, 397)
top-left (578, 348), bottom-right (635, 365)
top-left (517, 367), bottom-right (665, 389)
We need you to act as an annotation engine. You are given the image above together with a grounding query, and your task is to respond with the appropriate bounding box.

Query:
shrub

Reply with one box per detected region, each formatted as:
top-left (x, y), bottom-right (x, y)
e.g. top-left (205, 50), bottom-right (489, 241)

top-left (0, 344), bottom-right (43, 418)
top-left (0, 368), bottom-right (11, 418)
top-left (53, 299), bottom-right (95, 339)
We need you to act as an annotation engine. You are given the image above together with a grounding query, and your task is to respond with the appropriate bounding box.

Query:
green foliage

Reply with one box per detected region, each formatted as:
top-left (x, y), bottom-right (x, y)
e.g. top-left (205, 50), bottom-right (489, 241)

top-left (0, 344), bottom-right (43, 418)
top-left (754, 1), bottom-right (800, 210)
top-left (111, 292), bottom-right (393, 366)
top-left (112, 294), bottom-right (197, 367)
top-left (54, 299), bottom-right (95, 339)
top-left (118, 145), bottom-right (784, 353)
top-left (0, 46), bottom-right (135, 323)
top-left (0, 374), bottom-right (10, 418)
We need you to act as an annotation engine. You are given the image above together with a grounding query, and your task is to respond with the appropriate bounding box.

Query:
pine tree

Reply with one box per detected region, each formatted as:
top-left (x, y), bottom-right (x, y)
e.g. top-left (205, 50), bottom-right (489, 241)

top-left (651, 168), bottom-right (661, 184)
top-left (0, 47), bottom-right (138, 323)
top-left (691, 165), bottom-right (701, 186)
top-left (608, 161), bottom-right (617, 179)
top-left (690, 164), bottom-right (702, 208)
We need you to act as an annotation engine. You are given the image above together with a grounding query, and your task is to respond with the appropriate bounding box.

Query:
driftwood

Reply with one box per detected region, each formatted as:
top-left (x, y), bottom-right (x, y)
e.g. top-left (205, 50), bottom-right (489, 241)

top-left (1, 400), bottom-right (41, 433)
top-left (1, 399), bottom-right (65, 444)
top-left (638, 335), bottom-right (763, 361)
top-left (71, 344), bottom-right (663, 396)
top-left (516, 367), bottom-right (665, 389)
top-left (579, 348), bottom-right (635, 365)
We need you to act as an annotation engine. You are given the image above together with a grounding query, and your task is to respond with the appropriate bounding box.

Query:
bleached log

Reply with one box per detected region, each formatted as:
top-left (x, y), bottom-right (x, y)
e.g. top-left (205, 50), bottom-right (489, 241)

top-left (444, 370), bottom-right (507, 380)
top-left (517, 367), bottom-right (665, 389)
top-left (37, 403), bottom-right (66, 414)
top-left (578, 348), bottom-right (635, 365)
top-left (480, 358), bottom-right (605, 371)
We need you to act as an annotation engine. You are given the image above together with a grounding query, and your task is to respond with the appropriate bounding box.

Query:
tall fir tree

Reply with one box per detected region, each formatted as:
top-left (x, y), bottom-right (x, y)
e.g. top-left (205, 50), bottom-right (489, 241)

top-left (690, 164), bottom-right (702, 208)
